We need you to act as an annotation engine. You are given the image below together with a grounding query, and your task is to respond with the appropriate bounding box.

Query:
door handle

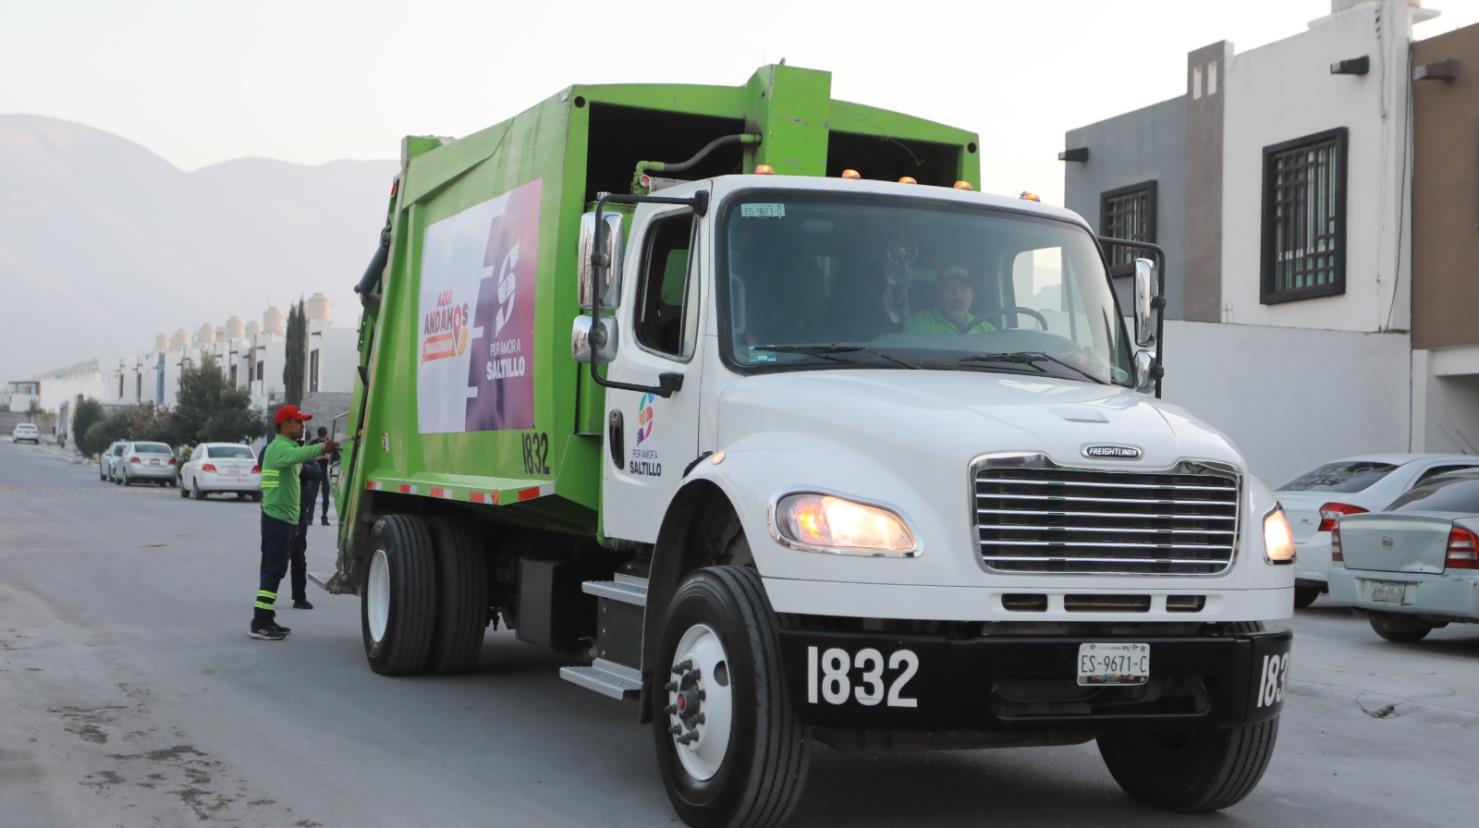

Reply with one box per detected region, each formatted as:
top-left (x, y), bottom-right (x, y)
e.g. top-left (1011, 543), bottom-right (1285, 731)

top-left (608, 410), bottom-right (625, 470)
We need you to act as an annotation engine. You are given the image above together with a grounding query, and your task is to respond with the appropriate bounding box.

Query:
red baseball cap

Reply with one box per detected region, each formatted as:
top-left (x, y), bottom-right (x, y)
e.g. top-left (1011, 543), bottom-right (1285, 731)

top-left (274, 404), bottom-right (313, 425)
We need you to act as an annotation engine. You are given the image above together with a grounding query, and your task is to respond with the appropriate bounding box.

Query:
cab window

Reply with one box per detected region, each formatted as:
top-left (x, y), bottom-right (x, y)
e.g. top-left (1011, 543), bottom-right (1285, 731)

top-left (635, 214), bottom-right (698, 359)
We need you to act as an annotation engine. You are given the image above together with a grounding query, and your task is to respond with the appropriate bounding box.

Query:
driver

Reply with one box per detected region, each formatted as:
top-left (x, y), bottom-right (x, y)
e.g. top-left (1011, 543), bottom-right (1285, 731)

top-left (904, 265), bottom-right (994, 334)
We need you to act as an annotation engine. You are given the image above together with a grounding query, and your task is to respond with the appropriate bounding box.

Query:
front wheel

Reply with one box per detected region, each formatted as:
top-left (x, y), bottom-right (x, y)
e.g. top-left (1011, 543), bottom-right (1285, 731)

top-left (1098, 719), bottom-right (1279, 813)
top-left (653, 567), bottom-right (809, 828)
top-left (1293, 586), bottom-right (1320, 609)
top-left (1368, 612), bottom-right (1432, 643)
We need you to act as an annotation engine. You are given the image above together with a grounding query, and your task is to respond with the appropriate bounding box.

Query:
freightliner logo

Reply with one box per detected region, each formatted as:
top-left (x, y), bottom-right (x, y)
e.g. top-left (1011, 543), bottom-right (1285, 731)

top-left (1083, 445), bottom-right (1143, 459)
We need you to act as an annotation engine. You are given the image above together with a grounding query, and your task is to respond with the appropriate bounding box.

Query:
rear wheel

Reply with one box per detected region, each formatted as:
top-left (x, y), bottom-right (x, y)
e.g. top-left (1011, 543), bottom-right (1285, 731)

top-left (1293, 586), bottom-right (1320, 609)
top-left (361, 514), bottom-right (437, 675)
top-left (192, 480), bottom-right (205, 501)
top-left (1368, 612), bottom-right (1432, 643)
top-left (1098, 719), bottom-right (1279, 813)
top-left (179, 480), bottom-right (189, 499)
top-left (425, 518), bottom-right (488, 674)
top-left (653, 566), bottom-right (810, 828)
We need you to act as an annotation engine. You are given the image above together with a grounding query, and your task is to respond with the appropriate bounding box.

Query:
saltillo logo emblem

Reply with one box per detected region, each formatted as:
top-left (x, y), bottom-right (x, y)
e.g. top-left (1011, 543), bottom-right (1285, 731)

top-left (1083, 444), bottom-right (1143, 460)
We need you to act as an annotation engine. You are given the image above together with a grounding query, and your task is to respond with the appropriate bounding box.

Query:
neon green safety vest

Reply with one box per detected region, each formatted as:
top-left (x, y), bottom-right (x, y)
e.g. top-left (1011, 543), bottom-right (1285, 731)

top-left (261, 435), bottom-right (325, 525)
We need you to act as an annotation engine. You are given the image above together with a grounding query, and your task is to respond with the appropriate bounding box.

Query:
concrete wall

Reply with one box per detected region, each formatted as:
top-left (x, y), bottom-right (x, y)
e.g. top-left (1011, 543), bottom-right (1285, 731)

top-left (1184, 41), bottom-right (1232, 322)
top-left (307, 324), bottom-right (358, 394)
top-left (1160, 319), bottom-right (1412, 485)
top-left (1412, 344), bottom-right (1479, 454)
top-left (1221, 0), bottom-right (1414, 332)
top-left (1064, 97), bottom-right (1187, 319)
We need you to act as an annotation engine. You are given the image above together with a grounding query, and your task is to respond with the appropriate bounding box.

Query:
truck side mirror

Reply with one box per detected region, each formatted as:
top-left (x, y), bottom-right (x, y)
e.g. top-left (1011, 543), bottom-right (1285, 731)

top-left (579, 211), bottom-right (624, 309)
top-left (572, 315), bottom-right (618, 364)
top-left (1133, 258), bottom-right (1158, 348)
top-left (1134, 349), bottom-right (1156, 392)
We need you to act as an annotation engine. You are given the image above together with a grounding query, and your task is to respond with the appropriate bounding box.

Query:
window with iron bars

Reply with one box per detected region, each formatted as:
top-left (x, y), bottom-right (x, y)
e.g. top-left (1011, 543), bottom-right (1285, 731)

top-left (1099, 181), bottom-right (1157, 274)
top-left (1261, 128), bottom-right (1347, 303)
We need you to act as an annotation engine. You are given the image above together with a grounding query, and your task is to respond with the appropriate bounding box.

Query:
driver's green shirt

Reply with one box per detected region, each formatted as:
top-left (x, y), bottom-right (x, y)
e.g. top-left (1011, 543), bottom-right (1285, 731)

top-left (903, 308), bottom-right (995, 334)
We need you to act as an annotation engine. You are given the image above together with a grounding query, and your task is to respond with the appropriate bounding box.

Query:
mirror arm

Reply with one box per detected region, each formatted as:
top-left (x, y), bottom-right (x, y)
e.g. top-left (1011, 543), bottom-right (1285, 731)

top-left (587, 190), bottom-right (708, 399)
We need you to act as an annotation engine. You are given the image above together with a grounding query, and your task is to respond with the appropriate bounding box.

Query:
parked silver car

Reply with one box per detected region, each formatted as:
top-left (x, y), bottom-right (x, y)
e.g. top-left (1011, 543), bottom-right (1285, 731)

top-left (1276, 453), bottom-right (1479, 608)
top-left (99, 441), bottom-right (126, 481)
top-left (114, 441), bottom-right (177, 486)
top-left (1328, 470), bottom-right (1479, 642)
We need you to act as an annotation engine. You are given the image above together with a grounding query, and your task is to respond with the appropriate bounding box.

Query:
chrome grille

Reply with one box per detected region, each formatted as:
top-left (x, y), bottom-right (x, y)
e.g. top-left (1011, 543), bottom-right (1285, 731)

top-left (974, 456), bottom-right (1240, 575)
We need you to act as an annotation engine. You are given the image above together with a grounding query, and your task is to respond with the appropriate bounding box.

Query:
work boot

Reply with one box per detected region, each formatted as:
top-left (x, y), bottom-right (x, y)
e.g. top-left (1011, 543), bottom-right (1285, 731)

top-left (293, 599), bottom-right (314, 610)
top-left (321, 519), bottom-right (330, 526)
top-left (248, 626), bottom-right (287, 641)
top-left (269, 622), bottom-right (292, 635)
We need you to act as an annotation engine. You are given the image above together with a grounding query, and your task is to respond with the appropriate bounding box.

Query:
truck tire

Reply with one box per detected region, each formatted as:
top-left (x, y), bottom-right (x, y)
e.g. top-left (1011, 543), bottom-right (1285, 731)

top-left (426, 517), bottom-right (488, 674)
top-left (1368, 612), bottom-right (1432, 643)
top-left (361, 514), bottom-right (437, 675)
top-left (1098, 718), bottom-right (1279, 813)
top-left (652, 566), bottom-right (810, 828)
top-left (1293, 587), bottom-right (1320, 609)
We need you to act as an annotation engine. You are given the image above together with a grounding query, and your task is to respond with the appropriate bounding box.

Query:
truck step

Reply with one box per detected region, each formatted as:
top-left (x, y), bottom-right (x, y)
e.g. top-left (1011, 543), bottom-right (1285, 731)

top-left (581, 574), bottom-right (648, 607)
top-left (559, 659), bottom-right (642, 700)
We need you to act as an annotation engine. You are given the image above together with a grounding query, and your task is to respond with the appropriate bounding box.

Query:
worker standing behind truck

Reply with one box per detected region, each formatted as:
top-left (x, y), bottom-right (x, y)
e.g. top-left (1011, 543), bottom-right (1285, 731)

top-left (251, 405), bottom-right (333, 640)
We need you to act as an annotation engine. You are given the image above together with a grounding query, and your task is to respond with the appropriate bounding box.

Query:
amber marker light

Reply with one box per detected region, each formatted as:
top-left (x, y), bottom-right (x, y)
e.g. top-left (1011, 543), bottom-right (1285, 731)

top-left (953, 180), bottom-right (974, 190)
top-left (898, 176), bottom-right (918, 184)
top-left (840, 169), bottom-right (862, 180)
top-left (754, 164), bottom-right (775, 175)
top-left (1019, 191), bottom-right (1041, 202)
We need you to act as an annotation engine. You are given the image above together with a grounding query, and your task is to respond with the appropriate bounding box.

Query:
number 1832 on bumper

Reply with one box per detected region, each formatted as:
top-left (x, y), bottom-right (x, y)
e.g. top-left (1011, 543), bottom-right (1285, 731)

top-left (1077, 642), bottom-right (1150, 686)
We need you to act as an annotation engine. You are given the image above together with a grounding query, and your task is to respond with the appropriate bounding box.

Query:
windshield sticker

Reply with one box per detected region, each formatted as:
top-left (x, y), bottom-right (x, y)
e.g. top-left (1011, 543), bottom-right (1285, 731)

top-left (740, 203), bottom-right (785, 219)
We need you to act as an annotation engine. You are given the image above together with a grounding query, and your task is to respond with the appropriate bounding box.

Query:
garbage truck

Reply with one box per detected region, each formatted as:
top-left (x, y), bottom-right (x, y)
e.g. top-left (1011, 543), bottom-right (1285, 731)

top-left (324, 64), bottom-right (1295, 827)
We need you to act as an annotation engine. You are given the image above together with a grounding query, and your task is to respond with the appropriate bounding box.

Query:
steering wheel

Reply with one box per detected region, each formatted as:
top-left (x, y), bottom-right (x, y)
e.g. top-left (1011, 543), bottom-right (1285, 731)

top-left (966, 306), bottom-right (1049, 333)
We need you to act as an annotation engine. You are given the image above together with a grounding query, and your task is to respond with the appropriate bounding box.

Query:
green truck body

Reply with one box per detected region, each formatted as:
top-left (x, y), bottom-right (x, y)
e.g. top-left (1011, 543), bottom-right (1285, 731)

top-left (333, 64), bottom-right (979, 573)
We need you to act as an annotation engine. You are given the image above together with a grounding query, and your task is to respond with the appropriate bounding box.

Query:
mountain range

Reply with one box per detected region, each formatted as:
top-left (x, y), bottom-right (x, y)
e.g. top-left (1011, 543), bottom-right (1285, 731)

top-left (0, 114), bottom-right (396, 381)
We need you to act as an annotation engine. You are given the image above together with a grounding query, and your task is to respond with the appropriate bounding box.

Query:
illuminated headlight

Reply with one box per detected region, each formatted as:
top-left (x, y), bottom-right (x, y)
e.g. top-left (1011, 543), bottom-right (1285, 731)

top-left (771, 493), bottom-right (919, 557)
top-left (1263, 506), bottom-right (1296, 565)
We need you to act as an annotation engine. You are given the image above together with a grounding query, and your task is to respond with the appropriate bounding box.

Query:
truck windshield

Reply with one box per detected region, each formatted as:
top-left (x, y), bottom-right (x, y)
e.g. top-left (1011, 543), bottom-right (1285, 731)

top-left (719, 192), bottom-right (1133, 386)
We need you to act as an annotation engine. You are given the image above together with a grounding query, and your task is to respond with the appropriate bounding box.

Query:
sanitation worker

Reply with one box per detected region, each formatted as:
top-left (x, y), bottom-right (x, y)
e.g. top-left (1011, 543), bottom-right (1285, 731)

top-left (250, 404), bottom-right (334, 640)
top-left (904, 265), bottom-right (995, 335)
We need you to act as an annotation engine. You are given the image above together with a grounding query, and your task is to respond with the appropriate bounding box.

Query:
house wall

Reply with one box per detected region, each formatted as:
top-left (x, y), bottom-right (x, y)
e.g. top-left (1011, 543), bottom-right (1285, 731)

top-left (1411, 22), bottom-right (1479, 351)
top-left (1221, 0), bottom-right (1413, 332)
top-left (1064, 97), bottom-right (1187, 318)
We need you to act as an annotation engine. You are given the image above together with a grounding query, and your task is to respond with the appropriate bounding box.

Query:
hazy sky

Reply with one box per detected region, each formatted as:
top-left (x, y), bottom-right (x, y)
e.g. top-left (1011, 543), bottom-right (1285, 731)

top-left (7, 0), bottom-right (1477, 206)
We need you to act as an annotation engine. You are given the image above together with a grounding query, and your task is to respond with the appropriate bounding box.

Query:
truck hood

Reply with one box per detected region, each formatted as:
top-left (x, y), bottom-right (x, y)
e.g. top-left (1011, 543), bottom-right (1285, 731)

top-left (714, 369), bottom-right (1242, 472)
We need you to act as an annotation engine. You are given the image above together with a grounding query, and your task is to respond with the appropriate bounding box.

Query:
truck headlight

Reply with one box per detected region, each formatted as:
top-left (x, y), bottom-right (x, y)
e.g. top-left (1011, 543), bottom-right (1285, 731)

top-left (771, 493), bottom-right (919, 557)
top-left (1263, 506), bottom-right (1296, 565)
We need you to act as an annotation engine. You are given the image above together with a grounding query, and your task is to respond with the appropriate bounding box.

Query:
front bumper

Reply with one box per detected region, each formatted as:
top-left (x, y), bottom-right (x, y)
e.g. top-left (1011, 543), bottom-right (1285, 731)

top-left (1329, 567), bottom-right (1479, 622)
top-left (778, 622), bottom-right (1291, 733)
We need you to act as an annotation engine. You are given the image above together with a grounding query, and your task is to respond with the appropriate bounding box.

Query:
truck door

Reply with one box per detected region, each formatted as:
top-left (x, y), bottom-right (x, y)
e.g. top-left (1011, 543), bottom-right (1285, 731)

top-left (601, 203), bottom-right (706, 543)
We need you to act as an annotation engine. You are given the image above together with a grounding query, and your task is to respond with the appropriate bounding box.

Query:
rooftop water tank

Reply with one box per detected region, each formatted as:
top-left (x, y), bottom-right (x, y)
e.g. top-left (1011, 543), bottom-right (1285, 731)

top-left (263, 305), bottom-right (285, 336)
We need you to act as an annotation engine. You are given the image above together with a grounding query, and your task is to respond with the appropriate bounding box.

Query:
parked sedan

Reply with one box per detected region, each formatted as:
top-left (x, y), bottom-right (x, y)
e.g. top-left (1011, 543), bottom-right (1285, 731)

top-left (180, 442), bottom-right (261, 501)
top-left (116, 441), bottom-right (177, 486)
top-left (99, 441), bottom-right (126, 481)
top-left (1276, 453), bottom-right (1479, 608)
top-left (11, 423), bottom-right (39, 444)
top-left (1328, 470), bottom-right (1479, 642)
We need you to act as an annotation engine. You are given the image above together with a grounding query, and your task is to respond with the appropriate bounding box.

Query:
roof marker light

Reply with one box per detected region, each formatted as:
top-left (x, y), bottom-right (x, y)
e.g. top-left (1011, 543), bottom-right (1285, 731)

top-left (953, 180), bottom-right (974, 190)
top-left (1019, 191), bottom-right (1041, 202)
top-left (754, 164), bottom-right (775, 175)
top-left (840, 169), bottom-right (862, 180)
top-left (898, 176), bottom-right (918, 185)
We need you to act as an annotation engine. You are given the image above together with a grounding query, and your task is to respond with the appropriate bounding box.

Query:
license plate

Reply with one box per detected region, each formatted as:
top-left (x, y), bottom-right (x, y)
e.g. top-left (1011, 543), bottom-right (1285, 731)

top-left (1077, 642), bottom-right (1150, 686)
top-left (1371, 581), bottom-right (1406, 604)
top-left (149, 459), bottom-right (160, 466)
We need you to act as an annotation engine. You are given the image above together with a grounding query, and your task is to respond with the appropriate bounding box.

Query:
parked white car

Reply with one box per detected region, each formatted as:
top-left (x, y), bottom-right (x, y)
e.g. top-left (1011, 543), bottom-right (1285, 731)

top-left (180, 442), bottom-right (261, 501)
top-left (115, 441), bottom-right (177, 486)
top-left (11, 423), bottom-right (39, 444)
top-left (99, 440), bottom-right (126, 481)
top-left (1276, 453), bottom-right (1479, 608)
top-left (1328, 470), bottom-right (1479, 642)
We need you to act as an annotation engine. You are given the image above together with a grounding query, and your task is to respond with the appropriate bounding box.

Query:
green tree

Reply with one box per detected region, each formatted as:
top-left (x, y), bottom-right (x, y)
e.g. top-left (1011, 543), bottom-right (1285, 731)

top-left (283, 298), bottom-right (307, 406)
top-left (81, 415), bottom-right (128, 456)
top-left (170, 355), bottom-right (266, 446)
top-left (72, 396), bottom-right (104, 452)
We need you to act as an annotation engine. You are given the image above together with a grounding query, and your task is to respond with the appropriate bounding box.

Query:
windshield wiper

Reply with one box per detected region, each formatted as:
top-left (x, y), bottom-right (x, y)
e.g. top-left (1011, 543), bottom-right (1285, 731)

top-left (752, 344), bottom-right (920, 370)
top-left (957, 351), bottom-right (1106, 384)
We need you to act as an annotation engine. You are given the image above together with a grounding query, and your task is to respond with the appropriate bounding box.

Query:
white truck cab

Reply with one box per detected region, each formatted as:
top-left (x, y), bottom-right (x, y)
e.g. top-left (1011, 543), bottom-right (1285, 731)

top-left (574, 174), bottom-right (1295, 822)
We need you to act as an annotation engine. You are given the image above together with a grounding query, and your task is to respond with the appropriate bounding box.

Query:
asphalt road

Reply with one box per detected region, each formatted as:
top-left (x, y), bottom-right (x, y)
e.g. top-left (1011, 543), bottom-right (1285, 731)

top-left (2, 437), bottom-right (1477, 828)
